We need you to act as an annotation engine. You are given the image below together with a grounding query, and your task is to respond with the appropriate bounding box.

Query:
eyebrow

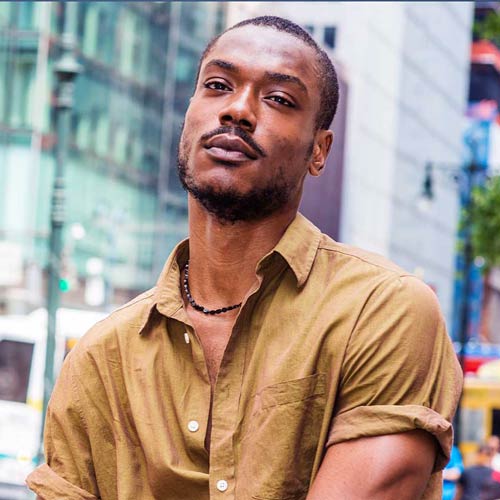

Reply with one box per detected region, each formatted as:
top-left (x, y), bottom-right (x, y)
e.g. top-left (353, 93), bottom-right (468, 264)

top-left (204, 59), bottom-right (239, 73)
top-left (264, 71), bottom-right (307, 93)
top-left (203, 59), bottom-right (308, 94)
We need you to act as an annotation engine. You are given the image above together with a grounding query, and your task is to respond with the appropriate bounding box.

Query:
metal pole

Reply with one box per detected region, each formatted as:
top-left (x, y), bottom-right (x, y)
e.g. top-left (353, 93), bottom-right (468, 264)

top-left (37, 2), bottom-right (81, 465)
top-left (153, 1), bottom-right (182, 277)
top-left (455, 162), bottom-right (477, 445)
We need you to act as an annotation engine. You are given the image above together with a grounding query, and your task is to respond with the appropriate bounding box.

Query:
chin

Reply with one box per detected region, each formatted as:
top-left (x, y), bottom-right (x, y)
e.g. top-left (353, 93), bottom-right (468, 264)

top-left (194, 164), bottom-right (262, 193)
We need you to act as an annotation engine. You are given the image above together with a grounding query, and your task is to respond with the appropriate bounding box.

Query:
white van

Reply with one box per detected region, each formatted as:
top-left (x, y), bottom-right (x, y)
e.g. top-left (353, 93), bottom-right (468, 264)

top-left (0, 308), bottom-right (106, 499)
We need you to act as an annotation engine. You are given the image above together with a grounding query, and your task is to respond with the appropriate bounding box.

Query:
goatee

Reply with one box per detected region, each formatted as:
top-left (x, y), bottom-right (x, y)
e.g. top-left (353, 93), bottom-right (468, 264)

top-left (177, 149), bottom-right (292, 224)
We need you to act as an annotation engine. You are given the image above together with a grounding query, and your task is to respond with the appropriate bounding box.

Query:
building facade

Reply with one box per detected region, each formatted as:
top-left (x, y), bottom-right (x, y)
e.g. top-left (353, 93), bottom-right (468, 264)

top-left (0, 2), bottom-right (225, 313)
top-left (227, 2), bottom-right (474, 326)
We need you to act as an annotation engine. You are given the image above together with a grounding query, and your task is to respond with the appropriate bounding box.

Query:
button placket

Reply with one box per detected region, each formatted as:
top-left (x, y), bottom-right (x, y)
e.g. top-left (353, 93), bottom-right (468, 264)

top-left (209, 323), bottom-right (250, 499)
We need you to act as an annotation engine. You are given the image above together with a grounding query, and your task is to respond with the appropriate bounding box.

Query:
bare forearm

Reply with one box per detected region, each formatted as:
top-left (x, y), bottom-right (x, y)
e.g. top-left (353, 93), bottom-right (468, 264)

top-left (307, 470), bottom-right (429, 500)
top-left (307, 431), bottom-right (436, 500)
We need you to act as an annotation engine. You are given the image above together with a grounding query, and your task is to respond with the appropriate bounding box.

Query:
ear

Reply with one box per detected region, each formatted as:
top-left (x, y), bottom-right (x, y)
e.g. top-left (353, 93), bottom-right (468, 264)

top-left (308, 130), bottom-right (333, 177)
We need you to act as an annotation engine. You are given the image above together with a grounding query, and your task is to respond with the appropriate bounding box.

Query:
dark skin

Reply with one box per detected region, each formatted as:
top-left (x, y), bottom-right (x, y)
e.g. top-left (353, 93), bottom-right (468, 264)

top-left (38, 25), bottom-right (436, 500)
top-left (179, 26), bottom-right (331, 385)
top-left (36, 27), bottom-right (331, 500)
top-left (178, 25), bottom-right (437, 500)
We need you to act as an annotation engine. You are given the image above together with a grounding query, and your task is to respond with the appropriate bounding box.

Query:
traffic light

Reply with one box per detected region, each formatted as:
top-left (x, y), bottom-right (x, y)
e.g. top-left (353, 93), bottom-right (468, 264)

top-left (59, 252), bottom-right (77, 293)
top-left (59, 277), bottom-right (71, 292)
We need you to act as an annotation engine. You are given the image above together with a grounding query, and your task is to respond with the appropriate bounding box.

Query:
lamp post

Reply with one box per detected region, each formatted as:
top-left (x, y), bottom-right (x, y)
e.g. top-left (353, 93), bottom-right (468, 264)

top-left (420, 159), bottom-right (483, 444)
top-left (37, 2), bottom-right (81, 464)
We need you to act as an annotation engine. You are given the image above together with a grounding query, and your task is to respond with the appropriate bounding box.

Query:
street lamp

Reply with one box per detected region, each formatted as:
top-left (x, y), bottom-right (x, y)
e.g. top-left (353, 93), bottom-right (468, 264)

top-left (419, 159), bottom-right (484, 444)
top-left (416, 163), bottom-right (435, 214)
top-left (37, 2), bottom-right (81, 465)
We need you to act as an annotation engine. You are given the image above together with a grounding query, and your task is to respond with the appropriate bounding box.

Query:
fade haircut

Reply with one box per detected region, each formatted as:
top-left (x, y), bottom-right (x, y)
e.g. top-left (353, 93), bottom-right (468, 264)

top-left (196, 16), bottom-right (339, 131)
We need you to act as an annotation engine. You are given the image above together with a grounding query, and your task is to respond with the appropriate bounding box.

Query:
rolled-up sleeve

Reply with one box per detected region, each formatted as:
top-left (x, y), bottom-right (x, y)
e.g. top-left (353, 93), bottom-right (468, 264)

top-left (327, 275), bottom-right (463, 471)
top-left (26, 352), bottom-right (99, 499)
top-left (26, 463), bottom-right (97, 500)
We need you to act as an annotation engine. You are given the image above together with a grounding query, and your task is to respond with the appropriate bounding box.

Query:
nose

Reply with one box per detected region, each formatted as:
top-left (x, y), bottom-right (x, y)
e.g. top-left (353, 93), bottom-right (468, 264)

top-left (218, 88), bottom-right (256, 132)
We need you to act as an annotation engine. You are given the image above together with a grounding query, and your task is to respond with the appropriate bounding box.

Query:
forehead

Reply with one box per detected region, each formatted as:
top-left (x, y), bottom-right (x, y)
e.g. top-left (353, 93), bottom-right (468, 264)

top-left (202, 25), bottom-right (319, 83)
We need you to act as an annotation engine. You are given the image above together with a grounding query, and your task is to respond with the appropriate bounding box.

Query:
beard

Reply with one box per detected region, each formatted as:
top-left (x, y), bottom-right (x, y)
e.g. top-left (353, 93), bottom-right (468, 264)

top-left (177, 142), bottom-right (294, 224)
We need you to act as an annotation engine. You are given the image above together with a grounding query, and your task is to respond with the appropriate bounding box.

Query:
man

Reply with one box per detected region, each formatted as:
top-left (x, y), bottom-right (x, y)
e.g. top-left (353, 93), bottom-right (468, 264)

top-left (455, 444), bottom-right (500, 500)
top-left (487, 435), bottom-right (500, 473)
top-left (27, 16), bottom-right (462, 500)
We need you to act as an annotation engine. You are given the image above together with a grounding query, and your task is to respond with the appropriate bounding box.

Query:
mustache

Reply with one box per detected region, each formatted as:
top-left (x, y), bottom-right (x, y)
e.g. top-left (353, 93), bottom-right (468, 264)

top-left (200, 126), bottom-right (267, 158)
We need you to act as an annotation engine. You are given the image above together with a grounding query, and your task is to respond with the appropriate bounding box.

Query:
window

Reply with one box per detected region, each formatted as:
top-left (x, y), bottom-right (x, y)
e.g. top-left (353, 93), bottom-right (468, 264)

top-left (0, 3), bottom-right (11, 28)
top-left (82, 5), bottom-right (99, 57)
top-left (461, 407), bottom-right (485, 443)
top-left (323, 26), bottom-right (336, 49)
top-left (95, 112), bottom-right (109, 156)
top-left (9, 59), bottom-right (35, 128)
top-left (118, 10), bottom-right (134, 77)
top-left (114, 125), bottom-right (128, 163)
top-left (492, 409), bottom-right (500, 437)
top-left (16, 2), bottom-right (34, 30)
top-left (0, 340), bottom-right (33, 403)
top-left (77, 113), bottom-right (92, 150)
top-left (97, 9), bottom-right (113, 64)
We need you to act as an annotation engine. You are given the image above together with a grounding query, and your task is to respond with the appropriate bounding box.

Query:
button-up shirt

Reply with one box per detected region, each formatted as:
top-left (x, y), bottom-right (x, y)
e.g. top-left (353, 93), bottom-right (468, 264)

top-left (27, 213), bottom-right (462, 500)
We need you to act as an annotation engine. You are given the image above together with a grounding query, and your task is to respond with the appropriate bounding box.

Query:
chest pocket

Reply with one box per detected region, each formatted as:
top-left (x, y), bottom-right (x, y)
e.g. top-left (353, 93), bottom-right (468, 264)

top-left (238, 373), bottom-right (327, 500)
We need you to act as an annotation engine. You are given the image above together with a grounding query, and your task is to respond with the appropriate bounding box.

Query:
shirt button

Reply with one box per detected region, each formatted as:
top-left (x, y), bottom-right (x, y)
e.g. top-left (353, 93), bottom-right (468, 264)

top-left (216, 479), bottom-right (228, 492)
top-left (188, 420), bottom-right (199, 432)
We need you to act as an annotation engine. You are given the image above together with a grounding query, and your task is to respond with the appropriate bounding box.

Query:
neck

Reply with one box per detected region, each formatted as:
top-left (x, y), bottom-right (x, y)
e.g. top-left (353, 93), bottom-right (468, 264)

top-left (186, 195), bottom-right (297, 309)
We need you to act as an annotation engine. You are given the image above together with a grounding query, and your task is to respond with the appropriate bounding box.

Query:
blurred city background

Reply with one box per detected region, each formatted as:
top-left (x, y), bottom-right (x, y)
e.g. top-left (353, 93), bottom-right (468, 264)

top-left (0, 1), bottom-right (500, 498)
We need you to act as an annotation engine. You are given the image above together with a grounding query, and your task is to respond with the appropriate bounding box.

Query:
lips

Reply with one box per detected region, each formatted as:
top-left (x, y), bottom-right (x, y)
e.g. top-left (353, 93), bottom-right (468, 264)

top-left (204, 135), bottom-right (258, 162)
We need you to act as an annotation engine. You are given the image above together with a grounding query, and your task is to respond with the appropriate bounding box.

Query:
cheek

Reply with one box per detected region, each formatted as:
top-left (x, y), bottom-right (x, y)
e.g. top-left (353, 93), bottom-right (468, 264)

top-left (182, 101), bottom-right (216, 147)
top-left (269, 135), bottom-right (312, 180)
top-left (273, 133), bottom-right (311, 163)
top-left (180, 109), bottom-right (201, 155)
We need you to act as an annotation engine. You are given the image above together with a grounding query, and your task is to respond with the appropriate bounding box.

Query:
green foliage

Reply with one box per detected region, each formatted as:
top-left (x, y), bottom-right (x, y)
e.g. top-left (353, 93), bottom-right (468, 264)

top-left (471, 175), bottom-right (500, 269)
top-left (474, 11), bottom-right (500, 46)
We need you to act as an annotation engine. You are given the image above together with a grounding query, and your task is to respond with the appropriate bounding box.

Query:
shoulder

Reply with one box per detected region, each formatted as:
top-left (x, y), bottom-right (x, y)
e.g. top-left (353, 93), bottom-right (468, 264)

top-left (69, 287), bottom-right (157, 364)
top-left (326, 242), bottom-right (448, 358)
top-left (314, 234), bottom-right (437, 314)
top-left (50, 289), bottom-right (158, 417)
top-left (318, 234), bottom-right (406, 276)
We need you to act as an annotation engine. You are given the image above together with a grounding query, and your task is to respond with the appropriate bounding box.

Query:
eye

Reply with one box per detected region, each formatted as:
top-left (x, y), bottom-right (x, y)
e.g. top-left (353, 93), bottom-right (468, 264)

top-left (204, 80), bottom-right (231, 91)
top-left (266, 95), bottom-right (296, 108)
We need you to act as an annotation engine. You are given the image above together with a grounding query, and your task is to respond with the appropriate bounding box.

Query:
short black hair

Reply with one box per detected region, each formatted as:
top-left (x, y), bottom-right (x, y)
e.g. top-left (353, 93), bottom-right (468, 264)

top-left (196, 16), bottom-right (339, 131)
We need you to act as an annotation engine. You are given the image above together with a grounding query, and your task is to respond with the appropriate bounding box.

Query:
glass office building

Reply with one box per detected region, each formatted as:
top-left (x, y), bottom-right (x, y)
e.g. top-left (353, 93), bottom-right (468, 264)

top-left (0, 2), bottom-right (225, 312)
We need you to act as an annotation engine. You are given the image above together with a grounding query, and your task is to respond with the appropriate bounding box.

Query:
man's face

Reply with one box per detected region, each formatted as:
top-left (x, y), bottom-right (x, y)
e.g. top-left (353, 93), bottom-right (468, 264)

top-left (489, 436), bottom-right (500, 453)
top-left (178, 25), bottom-right (328, 223)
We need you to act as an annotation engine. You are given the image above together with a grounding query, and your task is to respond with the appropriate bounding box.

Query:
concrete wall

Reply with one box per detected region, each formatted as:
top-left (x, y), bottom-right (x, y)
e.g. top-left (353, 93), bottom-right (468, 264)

top-left (226, 2), bottom-right (474, 324)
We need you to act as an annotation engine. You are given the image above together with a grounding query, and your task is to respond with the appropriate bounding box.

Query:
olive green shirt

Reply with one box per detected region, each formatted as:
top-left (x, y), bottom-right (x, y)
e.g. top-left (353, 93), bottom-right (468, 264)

top-left (27, 213), bottom-right (462, 500)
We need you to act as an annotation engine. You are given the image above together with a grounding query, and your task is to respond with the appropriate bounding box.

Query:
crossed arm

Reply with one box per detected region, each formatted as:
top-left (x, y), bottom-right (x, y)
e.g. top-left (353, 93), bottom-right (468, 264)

top-left (35, 430), bottom-right (436, 500)
top-left (307, 430), bottom-right (437, 500)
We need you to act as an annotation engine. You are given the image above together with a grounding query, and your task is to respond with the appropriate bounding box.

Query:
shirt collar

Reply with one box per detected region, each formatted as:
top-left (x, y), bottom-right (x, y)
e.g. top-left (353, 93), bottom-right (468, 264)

top-left (145, 212), bottom-right (321, 333)
top-left (153, 238), bottom-right (190, 321)
top-left (268, 212), bottom-right (321, 287)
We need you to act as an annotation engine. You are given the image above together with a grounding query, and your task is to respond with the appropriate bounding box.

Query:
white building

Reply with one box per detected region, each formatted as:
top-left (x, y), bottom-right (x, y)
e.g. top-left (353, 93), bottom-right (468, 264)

top-left (226, 2), bottom-right (474, 325)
